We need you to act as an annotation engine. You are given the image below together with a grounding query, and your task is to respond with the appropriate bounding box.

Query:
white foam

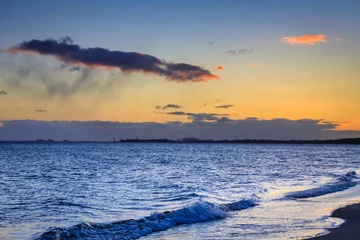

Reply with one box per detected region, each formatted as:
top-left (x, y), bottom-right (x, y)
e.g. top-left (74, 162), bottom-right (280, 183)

top-left (286, 171), bottom-right (357, 199)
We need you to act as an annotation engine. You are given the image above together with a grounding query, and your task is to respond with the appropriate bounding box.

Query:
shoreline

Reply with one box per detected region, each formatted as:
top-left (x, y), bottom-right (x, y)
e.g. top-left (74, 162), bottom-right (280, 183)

top-left (309, 203), bottom-right (360, 240)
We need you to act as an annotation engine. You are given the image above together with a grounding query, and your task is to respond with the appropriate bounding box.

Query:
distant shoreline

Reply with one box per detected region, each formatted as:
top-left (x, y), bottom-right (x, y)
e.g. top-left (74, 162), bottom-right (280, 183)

top-left (1, 138), bottom-right (360, 144)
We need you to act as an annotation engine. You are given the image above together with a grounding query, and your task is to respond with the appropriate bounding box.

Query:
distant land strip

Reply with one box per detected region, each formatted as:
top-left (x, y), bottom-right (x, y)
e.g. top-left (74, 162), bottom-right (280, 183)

top-left (1, 138), bottom-right (360, 144)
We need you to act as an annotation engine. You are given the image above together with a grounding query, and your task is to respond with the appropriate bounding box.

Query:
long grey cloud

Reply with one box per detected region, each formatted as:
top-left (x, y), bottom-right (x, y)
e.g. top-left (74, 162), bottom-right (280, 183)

top-left (1, 119), bottom-right (359, 141)
top-left (0, 90), bottom-right (7, 95)
top-left (7, 37), bottom-right (219, 83)
top-left (166, 111), bottom-right (229, 122)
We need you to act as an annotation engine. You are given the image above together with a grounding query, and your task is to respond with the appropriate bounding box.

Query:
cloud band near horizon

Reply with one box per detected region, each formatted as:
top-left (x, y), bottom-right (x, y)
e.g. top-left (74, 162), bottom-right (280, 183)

top-left (6, 37), bottom-right (219, 83)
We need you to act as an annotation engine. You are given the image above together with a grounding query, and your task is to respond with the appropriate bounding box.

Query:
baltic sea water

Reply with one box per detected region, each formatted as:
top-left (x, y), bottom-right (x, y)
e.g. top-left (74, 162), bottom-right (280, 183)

top-left (1, 143), bottom-right (360, 239)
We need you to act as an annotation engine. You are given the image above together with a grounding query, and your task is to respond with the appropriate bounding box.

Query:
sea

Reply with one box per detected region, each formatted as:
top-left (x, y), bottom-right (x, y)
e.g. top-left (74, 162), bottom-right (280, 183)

top-left (1, 142), bottom-right (360, 240)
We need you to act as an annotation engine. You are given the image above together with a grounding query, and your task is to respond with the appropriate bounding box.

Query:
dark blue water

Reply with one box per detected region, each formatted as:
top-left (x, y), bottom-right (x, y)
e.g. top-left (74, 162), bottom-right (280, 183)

top-left (1, 143), bottom-right (360, 239)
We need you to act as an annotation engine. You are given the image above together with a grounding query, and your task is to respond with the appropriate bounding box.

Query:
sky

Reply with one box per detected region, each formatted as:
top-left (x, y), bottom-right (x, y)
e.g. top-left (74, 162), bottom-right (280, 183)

top-left (0, 0), bottom-right (360, 140)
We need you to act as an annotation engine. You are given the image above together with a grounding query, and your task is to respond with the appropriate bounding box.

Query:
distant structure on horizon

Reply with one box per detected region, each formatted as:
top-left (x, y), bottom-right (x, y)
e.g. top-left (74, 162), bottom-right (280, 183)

top-left (12, 137), bottom-right (360, 145)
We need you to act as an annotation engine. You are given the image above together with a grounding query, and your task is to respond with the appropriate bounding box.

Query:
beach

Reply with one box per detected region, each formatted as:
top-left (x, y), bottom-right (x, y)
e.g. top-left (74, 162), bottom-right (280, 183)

top-left (309, 203), bottom-right (360, 240)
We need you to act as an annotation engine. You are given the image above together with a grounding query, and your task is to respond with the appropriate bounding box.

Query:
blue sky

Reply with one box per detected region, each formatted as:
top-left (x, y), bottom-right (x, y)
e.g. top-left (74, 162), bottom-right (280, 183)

top-left (2, 0), bottom-right (359, 49)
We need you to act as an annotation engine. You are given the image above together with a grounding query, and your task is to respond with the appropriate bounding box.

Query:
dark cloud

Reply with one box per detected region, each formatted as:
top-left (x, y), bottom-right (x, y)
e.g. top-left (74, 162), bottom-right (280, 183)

top-left (1, 119), bottom-right (359, 141)
top-left (0, 90), bottom-right (7, 95)
top-left (215, 104), bottom-right (234, 109)
top-left (228, 48), bottom-right (253, 55)
top-left (155, 104), bottom-right (182, 110)
top-left (7, 37), bottom-right (219, 83)
top-left (208, 42), bottom-right (213, 45)
top-left (35, 108), bottom-right (48, 113)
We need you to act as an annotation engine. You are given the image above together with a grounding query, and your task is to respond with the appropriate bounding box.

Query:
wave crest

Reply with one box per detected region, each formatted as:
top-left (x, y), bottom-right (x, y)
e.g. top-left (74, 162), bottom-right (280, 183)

top-left (36, 199), bottom-right (257, 240)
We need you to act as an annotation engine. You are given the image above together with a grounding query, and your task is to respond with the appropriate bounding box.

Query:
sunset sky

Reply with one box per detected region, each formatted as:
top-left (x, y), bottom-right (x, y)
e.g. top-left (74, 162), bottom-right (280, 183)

top-left (0, 0), bottom-right (359, 140)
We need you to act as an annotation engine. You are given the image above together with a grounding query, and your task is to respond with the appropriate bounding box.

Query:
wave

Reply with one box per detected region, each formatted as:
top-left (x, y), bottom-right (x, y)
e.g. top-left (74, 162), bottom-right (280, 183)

top-left (36, 199), bottom-right (257, 240)
top-left (285, 171), bottom-right (357, 199)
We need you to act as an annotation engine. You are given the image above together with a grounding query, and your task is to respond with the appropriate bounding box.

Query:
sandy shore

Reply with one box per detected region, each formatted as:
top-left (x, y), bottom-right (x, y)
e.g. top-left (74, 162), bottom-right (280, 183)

top-left (309, 203), bottom-right (360, 240)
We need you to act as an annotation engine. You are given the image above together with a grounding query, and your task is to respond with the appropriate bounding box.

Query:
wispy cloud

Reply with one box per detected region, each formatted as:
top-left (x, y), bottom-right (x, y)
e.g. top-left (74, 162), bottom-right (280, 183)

top-left (281, 34), bottom-right (327, 46)
top-left (7, 37), bottom-right (219, 83)
top-left (228, 48), bottom-right (253, 55)
top-left (216, 65), bottom-right (224, 71)
top-left (155, 104), bottom-right (182, 110)
top-left (0, 90), bottom-right (7, 95)
top-left (215, 104), bottom-right (234, 109)
top-left (335, 38), bottom-right (343, 41)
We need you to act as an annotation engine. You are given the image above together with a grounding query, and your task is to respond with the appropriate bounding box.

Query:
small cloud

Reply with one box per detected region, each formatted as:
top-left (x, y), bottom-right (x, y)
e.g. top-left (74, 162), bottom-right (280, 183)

top-left (163, 104), bottom-right (182, 110)
top-left (208, 42), bottom-right (213, 45)
top-left (216, 65), bottom-right (224, 71)
top-left (215, 104), bottom-right (234, 109)
top-left (335, 38), bottom-right (343, 41)
top-left (0, 90), bottom-right (7, 95)
top-left (228, 48), bottom-right (253, 55)
top-left (281, 34), bottom-right (327, 46)
top-left (35, 108), bottom-right (48, 113)
top-left (155, 104), bottom-right (182, 110)
top-left (247, 63), bottom-right (259, 67)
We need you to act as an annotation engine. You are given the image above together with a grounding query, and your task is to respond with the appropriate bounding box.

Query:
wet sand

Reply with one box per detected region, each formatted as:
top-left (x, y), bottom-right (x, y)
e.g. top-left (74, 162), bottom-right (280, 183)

top-left (309, 203), bottom-right (360, 240)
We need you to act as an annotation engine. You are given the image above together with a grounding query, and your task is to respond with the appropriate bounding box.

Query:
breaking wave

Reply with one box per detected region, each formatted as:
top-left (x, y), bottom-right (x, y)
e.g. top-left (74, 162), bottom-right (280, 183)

top-left (36, 199), bottom-right (257, 240)
top-left (286, 171), bottom-right (357, 199)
